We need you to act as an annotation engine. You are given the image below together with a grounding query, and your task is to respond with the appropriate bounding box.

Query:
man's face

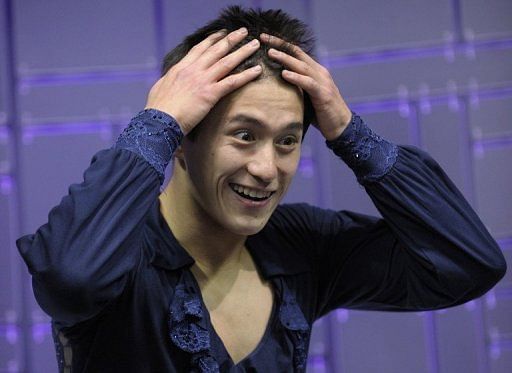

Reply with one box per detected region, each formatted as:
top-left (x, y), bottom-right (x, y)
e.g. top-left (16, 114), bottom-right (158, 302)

top-left (179, 78), bottom-right (304, 236)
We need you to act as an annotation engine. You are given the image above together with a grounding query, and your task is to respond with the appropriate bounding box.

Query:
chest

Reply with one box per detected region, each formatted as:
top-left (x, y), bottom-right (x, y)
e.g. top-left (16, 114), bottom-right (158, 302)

top-left (198, 270), bottom-right (274, 364)
top-left (94, 265), bottom-right (310, 371)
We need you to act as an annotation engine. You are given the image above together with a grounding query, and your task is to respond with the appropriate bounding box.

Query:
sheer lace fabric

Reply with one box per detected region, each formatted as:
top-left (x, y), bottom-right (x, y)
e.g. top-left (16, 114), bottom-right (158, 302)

top-left (326, 112), bottom-right (399, 184)
top-left (115, 109), bottom-right (183, 184)
top-left (169, 273), bottom-right (311, 372)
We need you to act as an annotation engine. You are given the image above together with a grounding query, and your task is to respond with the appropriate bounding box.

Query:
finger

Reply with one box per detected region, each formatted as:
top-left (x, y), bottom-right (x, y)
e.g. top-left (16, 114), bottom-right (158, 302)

top-left (178, 29), bottom-right (227, 66)
top-left (208, 38), bottom-right (260, 80)
top-left (260, 33), bottom-right (315, 64)
top-left (198, 27), bottom-right (249, 68)
top-left (267, 48), bottom-right (312, 77)
top-left (281, 70), bottom-right (320, 96)
top-left (213, 65), bottom-right (262, 97)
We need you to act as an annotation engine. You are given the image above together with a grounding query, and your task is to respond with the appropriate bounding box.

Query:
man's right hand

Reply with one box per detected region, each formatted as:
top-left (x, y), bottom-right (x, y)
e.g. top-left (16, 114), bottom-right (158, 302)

top-left (144, 27), bottom-right (262, 135)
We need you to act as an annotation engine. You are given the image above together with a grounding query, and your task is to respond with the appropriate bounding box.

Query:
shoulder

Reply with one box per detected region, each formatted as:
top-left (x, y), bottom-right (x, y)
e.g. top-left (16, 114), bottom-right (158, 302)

top-left (266, 203), bottom-right (348, 235)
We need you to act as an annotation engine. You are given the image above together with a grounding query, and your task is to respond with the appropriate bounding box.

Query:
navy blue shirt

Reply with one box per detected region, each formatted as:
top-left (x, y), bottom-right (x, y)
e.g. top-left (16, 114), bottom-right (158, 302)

top-left (17, 110), bottom-right (506, 372)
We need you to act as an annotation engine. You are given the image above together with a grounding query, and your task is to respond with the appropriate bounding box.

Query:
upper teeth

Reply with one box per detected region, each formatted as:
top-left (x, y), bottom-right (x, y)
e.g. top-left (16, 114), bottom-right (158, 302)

top-left (232, 184), bottom-right (272, 199)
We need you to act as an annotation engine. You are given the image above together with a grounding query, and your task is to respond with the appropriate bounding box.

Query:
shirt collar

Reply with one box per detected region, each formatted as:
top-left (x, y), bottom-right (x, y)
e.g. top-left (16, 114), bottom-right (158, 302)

top-left (148, 199), bottom-right (310, 278)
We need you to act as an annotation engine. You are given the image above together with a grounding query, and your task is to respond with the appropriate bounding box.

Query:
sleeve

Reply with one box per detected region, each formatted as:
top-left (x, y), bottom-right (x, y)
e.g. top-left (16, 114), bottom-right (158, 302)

top-left (278, 113), bottom-right (506, 319)
top-left (16, 109), bottom-right (183, 326)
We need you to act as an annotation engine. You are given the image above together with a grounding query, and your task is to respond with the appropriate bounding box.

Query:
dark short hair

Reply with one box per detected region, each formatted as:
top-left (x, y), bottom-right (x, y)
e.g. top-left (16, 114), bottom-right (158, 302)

top-left (162, 5), bottom-right (316, 139)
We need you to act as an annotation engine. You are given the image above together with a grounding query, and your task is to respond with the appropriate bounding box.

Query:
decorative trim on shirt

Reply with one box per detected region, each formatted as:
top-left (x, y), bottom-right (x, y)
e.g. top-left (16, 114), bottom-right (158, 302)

top-left (278, 279), bottom-right (310, 372)
top-left (169, 274), bottom-right (219, 372)
top-left (326, 112), bottom-right (399, 184)
top-left (114, 109), bottom-right (183, 184)
top-left (168, 272), bottom-right (311, 372)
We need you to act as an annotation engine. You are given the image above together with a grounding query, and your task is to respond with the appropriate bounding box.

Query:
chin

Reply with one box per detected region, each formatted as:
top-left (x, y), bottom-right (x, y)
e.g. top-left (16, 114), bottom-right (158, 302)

top-left (224, 216), bottom-right (271, 236)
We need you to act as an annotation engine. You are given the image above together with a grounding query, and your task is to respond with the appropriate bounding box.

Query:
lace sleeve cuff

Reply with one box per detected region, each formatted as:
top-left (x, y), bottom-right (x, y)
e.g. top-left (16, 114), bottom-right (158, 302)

top-left (326, 112), bottom-right (399, 184)
top-left (114, 109), bottom-right (183, 184)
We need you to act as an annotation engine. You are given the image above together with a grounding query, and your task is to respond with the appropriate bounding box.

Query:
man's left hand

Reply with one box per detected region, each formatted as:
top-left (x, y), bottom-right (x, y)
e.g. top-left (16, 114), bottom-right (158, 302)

top-left (260, 33), bottom-right (352, 141)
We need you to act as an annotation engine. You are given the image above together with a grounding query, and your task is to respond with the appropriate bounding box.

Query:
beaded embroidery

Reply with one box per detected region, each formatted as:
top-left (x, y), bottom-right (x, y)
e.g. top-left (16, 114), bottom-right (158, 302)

top-left (168, 273), bottom-right (311, 371)
top-left (278, 280), bottom-right (310, 372)
top-left (52, 322), bottom-right (72, 373)
top-left (169, 275), bottom-right (219, 372)
top-left (115, 109), bottom-right (183, 184)
top-left (326, 112), bottom-right (399, 184)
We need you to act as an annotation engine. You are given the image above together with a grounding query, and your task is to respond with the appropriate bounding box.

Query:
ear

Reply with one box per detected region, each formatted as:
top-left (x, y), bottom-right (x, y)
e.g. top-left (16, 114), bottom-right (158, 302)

top-left (173, 145), bottom-right (187, 171)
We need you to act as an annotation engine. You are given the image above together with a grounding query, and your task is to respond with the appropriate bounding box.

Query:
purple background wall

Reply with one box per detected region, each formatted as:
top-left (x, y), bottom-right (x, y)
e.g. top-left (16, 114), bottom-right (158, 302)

top-left (0, 0), bottom-right (511, 372)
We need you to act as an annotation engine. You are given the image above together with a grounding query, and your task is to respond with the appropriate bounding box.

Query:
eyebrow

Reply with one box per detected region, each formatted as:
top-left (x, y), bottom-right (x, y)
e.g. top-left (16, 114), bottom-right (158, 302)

top-left (227, 114), bottom-right (303, 132)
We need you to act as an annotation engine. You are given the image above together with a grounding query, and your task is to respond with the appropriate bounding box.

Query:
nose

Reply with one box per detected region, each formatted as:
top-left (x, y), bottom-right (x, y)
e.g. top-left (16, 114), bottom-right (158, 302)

top-left (246, 143), bottom-right (278, 183)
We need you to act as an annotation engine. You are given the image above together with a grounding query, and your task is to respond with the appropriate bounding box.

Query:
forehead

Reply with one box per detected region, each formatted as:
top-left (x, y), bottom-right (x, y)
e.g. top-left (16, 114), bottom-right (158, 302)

top-left (210, 78), bottom-right (304, 128)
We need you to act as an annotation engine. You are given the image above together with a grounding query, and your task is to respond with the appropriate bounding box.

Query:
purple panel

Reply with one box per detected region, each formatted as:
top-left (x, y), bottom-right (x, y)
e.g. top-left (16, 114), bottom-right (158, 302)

top-left (0, 192), bottom-right (21, 325)
top-left (420, 104), bottom-right (467, 196)
top-left (474, 146), bottom-right (512, 237)
top-left (19, 131), bottom-right (113, 234)
top-left (307, 354), bottom-right (328, 373)
top-left (469, 95), bottom-right (512, 138)
top-left (260, 0), bottom-right (307, 21)
top-left (437, 306), bottom-right (480, 373)
top-left (18, 80), bottom-right (151, 126)
top-left (14, 0), bottom-right (157, 72)
top-left (308, 317), bottom-right (329, 357)
top-left (486, 297), bottom-right (512, 339)
top-left (314, 0), bottom-right (451, 52)
top-left (494, 248), bottom-right (512, 289)
top-left (490, 347), bottom-right (512, 373)
top-left (162, 0), bottom-right (250, 52)
top-left (0, 325), bottom-right (22, 372)
top-left (330, 48), bottom-right (512, 102)
top-left (0, 1), bottom-right (9, 124)
top-left (0, 130), bottom-right (9, 173)
top-left (29, 323), bottom-right (57, 373)
top-left (334, 311), bottom-right (429, 373)
top-left (461, 0), bottom-right (512, 38)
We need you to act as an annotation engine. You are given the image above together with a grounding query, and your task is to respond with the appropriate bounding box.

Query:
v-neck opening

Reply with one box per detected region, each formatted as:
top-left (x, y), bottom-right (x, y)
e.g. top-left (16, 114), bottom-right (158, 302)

top-left (191, 271), bottom-right (278, 368)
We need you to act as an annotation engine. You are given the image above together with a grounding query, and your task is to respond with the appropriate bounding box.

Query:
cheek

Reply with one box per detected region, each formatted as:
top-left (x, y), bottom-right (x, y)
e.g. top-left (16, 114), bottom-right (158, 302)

top-left (280, 152), bottom-right (301, 177)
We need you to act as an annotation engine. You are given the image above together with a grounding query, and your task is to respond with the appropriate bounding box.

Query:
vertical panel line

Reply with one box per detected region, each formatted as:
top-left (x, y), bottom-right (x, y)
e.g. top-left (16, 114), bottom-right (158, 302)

top-left (458, 97), bottom-right (490, 373)
top-left (3, 0), bottom-right (33, 371)
top-left (423, 312), bottom-right (440, 373)
top-left (300, 0), bottom-right (341, 370)
top-left (450, 0), bottom-right (465, 44)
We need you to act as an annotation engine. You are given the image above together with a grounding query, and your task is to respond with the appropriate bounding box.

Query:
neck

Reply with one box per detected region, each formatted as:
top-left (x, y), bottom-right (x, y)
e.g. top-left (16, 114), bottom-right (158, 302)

top-left (159, 176), bottom-right (248, 277)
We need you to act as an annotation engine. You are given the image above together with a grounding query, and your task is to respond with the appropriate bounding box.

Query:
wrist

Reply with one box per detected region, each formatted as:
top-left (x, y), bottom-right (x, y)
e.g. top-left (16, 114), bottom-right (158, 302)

top-left (144, 105), bottom-right (189, 135)
top-left (322, 112), bottom-right (353, 141)
top-left (325, 112), bottom-right (399, 184)
top-left (320, 104), bottom-right (353, 141)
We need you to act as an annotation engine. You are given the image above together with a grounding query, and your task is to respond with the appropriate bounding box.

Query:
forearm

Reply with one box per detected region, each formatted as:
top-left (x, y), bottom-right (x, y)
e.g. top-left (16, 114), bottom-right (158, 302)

top-left (327, 113), bottom-right (506, 309)
top-left (17, 109), bottom-right (182, 325)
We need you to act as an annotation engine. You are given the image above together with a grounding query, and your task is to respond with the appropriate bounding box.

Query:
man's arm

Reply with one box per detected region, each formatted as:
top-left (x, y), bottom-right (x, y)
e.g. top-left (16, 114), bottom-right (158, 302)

top-left (261, 34), bottom-right (506, 318)
top-left (16, 28), bottom-right (262, 326)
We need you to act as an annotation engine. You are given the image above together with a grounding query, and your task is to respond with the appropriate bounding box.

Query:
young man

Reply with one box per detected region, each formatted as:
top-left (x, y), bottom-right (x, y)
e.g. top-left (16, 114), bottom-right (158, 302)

top-left (17, 6), bottom-right (506, 372)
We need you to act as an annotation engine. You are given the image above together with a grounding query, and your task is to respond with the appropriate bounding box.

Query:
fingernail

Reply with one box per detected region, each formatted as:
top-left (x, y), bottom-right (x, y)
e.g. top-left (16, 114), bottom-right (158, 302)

top-left (253, 65), bottom-right (262, 72)
top-left (239, 27), bottom-right (248, 35)
top-left (250, 39), bottom-right (259, 47)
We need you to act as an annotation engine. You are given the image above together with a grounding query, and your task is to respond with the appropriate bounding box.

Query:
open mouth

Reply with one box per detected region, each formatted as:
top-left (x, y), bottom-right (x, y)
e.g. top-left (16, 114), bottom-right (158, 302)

top-left (229, 183), bottom-right (274, 202)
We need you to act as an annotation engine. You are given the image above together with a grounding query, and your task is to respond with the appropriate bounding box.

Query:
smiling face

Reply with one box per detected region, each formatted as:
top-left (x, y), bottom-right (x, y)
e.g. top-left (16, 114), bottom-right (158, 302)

top-left (175, 78), bottom-right (304, 236)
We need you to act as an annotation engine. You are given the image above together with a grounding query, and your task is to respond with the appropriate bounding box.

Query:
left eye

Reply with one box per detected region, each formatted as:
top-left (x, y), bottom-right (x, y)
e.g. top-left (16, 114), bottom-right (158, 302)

top-left (278, 136), bottom-right (299, 147)
top-left (233, 130), bottom-right (255, 142)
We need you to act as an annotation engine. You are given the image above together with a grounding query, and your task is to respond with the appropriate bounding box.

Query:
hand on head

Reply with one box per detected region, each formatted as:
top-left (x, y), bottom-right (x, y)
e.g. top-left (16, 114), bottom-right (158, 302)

top-left (260, 33), bottom-right (352, 141)
top-left (145, 28), bottom-right (262, 135)
top-left (145, 25), bottom-right (351, 141)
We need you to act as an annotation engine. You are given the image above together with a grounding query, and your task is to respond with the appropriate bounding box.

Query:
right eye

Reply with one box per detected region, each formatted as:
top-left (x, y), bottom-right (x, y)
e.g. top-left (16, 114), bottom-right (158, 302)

top-left (233, 130), bottom-right (255, 142)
